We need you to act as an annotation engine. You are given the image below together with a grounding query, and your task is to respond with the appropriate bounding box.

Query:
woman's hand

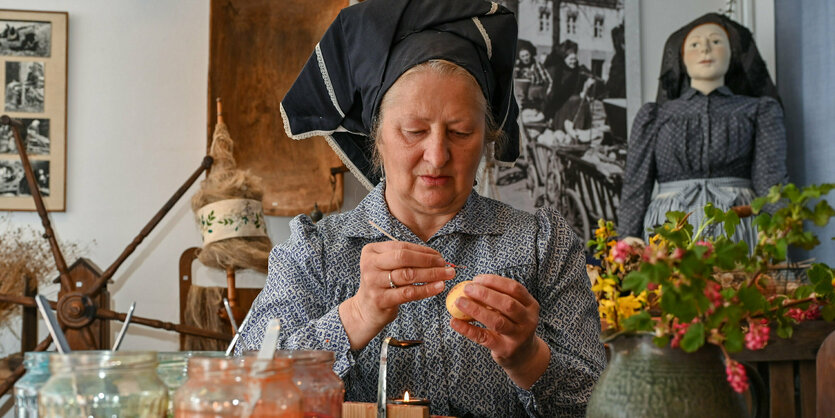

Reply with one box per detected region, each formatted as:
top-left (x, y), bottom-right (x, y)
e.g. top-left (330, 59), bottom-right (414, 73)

top-left (449, 274), bottom-right (551, 389)
top-left (339, 241), bottom-right (455, 350)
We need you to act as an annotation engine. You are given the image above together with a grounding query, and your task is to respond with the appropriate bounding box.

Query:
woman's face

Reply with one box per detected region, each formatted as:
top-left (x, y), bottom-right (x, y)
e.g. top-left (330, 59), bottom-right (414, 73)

top-left (377, 69), bottom-right (486, 219)
top-left (518, 49), bottom-right (532, 65)
top-left (683, 23), bottom-right (730, 83)
top-left (564, 51), bottom-right (578, 69)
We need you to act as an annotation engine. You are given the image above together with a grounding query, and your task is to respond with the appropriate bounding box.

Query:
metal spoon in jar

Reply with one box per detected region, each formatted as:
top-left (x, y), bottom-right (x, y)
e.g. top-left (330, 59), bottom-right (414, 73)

top-left (111, 302), bottom-right (136, 351)
top-left (35, 294), bottom-right (71, 354)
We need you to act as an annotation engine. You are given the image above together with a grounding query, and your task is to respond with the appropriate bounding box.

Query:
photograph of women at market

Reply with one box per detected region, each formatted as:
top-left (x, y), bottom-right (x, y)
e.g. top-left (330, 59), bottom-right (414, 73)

top-left (235, 0), bottom-right (606, 416)
top-left (493, 0), bottom-right (628, 245)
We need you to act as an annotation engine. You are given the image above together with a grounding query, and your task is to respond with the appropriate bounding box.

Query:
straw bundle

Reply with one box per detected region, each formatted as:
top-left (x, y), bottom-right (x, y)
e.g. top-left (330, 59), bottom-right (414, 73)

top-left (190, 100), bottom-right (271, 273)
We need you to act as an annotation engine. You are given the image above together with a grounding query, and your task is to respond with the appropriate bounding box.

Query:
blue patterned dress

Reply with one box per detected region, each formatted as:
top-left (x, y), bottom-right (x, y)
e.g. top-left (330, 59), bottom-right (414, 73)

top-left (237, 182), bottom-right (606, 417)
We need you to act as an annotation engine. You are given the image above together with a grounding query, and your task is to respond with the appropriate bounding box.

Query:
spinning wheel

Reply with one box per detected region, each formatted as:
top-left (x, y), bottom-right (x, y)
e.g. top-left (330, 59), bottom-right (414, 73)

top-left (0, 115), bottom-right (232, 396)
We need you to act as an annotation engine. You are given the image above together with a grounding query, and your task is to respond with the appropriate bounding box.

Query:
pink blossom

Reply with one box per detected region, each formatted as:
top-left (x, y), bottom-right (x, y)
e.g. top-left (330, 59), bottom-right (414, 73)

top-left (672, 247), bottom-right (686, 260)
top-left (704, 282), bottom-right (723, 308)
top-left (744, 319), bottom-right (770, 350)
top-left (647, 283), bottom-right (659, 291)
top-left (611, 240), bottom-right (632, 263)
top-left (725, 359), bottom-right (749, 393)
top-left (669, 319), bottom-right (690, 349)
top-left (695, 241), bottom-right (714, 258)
top-left (787, 304), bottom-right (822, 322)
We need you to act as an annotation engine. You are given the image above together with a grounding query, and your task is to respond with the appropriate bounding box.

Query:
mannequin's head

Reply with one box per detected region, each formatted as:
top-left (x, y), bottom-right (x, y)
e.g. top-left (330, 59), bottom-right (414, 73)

top-left (656, 13), bottom-right (779, 104)
top-left (682, 23), bottom-right (730, 88)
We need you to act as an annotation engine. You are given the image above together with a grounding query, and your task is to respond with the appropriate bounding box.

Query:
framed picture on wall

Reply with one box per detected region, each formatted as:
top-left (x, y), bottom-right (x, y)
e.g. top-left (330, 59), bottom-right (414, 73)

top-left (0, 9), bottom-right (67, 211)
top-left (490, 0), bottom-right (637, 245)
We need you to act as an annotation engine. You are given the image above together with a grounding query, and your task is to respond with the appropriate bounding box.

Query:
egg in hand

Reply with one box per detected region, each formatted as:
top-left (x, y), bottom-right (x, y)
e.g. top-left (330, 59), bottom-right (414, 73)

top-left (445, 280), bottom-right (474, 321)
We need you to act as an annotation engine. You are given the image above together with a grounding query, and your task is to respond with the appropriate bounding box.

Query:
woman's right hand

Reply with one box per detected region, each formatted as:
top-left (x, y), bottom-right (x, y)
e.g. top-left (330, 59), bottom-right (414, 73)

top-left (339, 241), bottom-right (455, 350)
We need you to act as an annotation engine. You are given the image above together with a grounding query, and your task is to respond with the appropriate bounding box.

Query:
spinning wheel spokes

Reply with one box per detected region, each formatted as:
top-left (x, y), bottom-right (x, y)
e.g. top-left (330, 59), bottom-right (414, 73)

top-left (0, 115), bottom-right (228, 396)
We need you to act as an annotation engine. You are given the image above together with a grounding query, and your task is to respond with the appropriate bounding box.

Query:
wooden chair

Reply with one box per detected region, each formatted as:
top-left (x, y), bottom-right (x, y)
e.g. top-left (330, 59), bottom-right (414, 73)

top-left (817, 328), bottom-right (835, 418)
top-left (178, 247), bottom-right (262, 350)
top-left (734, 320), bottom-right (835, 417)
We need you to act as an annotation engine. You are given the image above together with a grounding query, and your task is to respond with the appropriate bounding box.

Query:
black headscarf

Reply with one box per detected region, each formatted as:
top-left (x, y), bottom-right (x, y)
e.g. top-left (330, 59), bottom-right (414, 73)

top-left (280, 0), bottom-right (519, 190)
top-left (656, 13), bottom-right (779, 105)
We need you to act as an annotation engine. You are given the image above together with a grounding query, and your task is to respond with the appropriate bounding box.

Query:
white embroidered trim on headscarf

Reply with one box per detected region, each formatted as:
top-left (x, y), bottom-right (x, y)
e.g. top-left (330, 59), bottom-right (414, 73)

top-left (315, 43), bottom-right (345, 118)
top-left (471, 17), bottom-right (492, 60)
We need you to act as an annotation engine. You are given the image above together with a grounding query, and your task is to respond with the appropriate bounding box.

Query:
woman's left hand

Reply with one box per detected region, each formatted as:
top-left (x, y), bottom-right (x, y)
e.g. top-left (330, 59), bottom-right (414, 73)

top-left (449, 274), bottom-right (551, 388)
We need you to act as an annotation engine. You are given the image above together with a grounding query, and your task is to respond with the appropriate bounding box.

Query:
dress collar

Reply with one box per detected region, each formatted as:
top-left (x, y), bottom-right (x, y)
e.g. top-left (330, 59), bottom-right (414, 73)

top-left (681, 85), bottom-right (733, 100)
top-left (339, 181), bottom-right (508, 241)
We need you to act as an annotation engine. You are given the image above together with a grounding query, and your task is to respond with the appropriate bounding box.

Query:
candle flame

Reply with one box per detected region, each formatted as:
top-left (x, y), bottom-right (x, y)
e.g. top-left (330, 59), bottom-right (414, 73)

top-left (404, 391), bottom-right (410, 401)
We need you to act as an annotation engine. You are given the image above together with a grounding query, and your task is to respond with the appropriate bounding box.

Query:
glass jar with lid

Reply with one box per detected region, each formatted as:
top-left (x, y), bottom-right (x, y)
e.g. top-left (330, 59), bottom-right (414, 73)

top-left (14, 351), bottom-right (52, 418)
top-left (38, 350), bottom-right (168, 418)
top-left (275, 350), bottom-right (344, 418)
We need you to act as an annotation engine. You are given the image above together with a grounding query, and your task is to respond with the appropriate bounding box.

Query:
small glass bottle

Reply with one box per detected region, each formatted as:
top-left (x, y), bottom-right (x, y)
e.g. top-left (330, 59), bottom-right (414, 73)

top-left (14, 351), bottom-right (52, 418)
top-left (39, 351), bottom-right (168, 418)
top-left (275, 350), bottom-right (344, 418)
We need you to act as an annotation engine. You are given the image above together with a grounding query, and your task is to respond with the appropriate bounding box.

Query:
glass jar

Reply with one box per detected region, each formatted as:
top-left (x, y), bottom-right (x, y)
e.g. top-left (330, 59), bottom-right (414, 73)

top-left (39, 351), bottom-right (168, 418)
top-left (275, 350), bottom-right (344, 418)
top-left (174, 356), bottom-right (249, 417)
top-left (14, 351), bottom-right (52, 418)
top-left (157, 351), bottom-right (225, 418)
top-left (175, 356), bottom-right (303, 417)
top-left (247, 357), bottom-right (303, 417)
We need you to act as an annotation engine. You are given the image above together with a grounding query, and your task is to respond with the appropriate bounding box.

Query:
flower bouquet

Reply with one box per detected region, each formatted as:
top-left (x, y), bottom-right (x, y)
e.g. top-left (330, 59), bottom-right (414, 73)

top-left (587, 183), bottom-right (835, 393)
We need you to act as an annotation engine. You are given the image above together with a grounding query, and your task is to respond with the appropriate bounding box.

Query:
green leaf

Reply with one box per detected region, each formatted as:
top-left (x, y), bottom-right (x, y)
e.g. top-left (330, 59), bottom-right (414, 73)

top-left (720, 288), bottom-right (736, 300)
top-left (704, 203), bottom-right (724, 223)
top-left (752, 213), bottom-right (772, 230)
top-left (777, 322), bottom-right (793, 339)
top-left (793, 285), bottom-right (813, 300)
top-left (822, 304), bottom-right (835, 322)
top-left (681, 322), bottom-right (705, 353)
top-left (647, 263), bottom-right (671, 284)
top-left (751, 196), bottom-right (767, 213)
top-left (774, 238), bottom-right (788, 261)
top-left (622, 311), bottom-right (653, 331)
top-left (722, 322), bottom-right (744, 353)
top-left (665, 211), bottom-right (688, 225)
top-left (653, 335), bottom-right (671, 348)
top-left (808, 264), bottom-right (834, 294)
top-left (784, 183), bottom-right (800, 202)
top-left (813, 200), bottom-right (835, 226)
top-left (679, 252), bottom-right (709, 278)
top-left (661, 290), bottom-right (699, 322)
top-left (713, 242), bottom-right (746, 270)
top-left (738, 287), bottom-right (767, 312)
top-left (723, 210), bottom-right (740, 238)
top-left (623, 271), bottom-right (649, 292)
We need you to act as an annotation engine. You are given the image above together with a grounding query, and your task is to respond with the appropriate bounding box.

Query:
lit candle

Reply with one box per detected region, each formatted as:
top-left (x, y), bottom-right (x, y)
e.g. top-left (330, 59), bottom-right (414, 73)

top-left (390, 391), bottom-right (431, 406)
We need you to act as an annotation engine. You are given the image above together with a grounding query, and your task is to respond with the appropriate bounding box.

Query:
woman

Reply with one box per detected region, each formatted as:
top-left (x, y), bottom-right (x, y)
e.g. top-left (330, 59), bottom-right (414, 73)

top-left (238, 1), bottom-right (605, 416)
top-left (513, 41), bottom-right (552, 111)
top-left (618, 13), bottom-right (787, 245)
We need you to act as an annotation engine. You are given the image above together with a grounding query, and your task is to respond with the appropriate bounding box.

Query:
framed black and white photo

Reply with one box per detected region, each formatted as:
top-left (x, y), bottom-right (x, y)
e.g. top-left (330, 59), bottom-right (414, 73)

top-left (491, 0), bottom-right (639, 244)
top-left (0, 9), bottom-right (66, 211)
